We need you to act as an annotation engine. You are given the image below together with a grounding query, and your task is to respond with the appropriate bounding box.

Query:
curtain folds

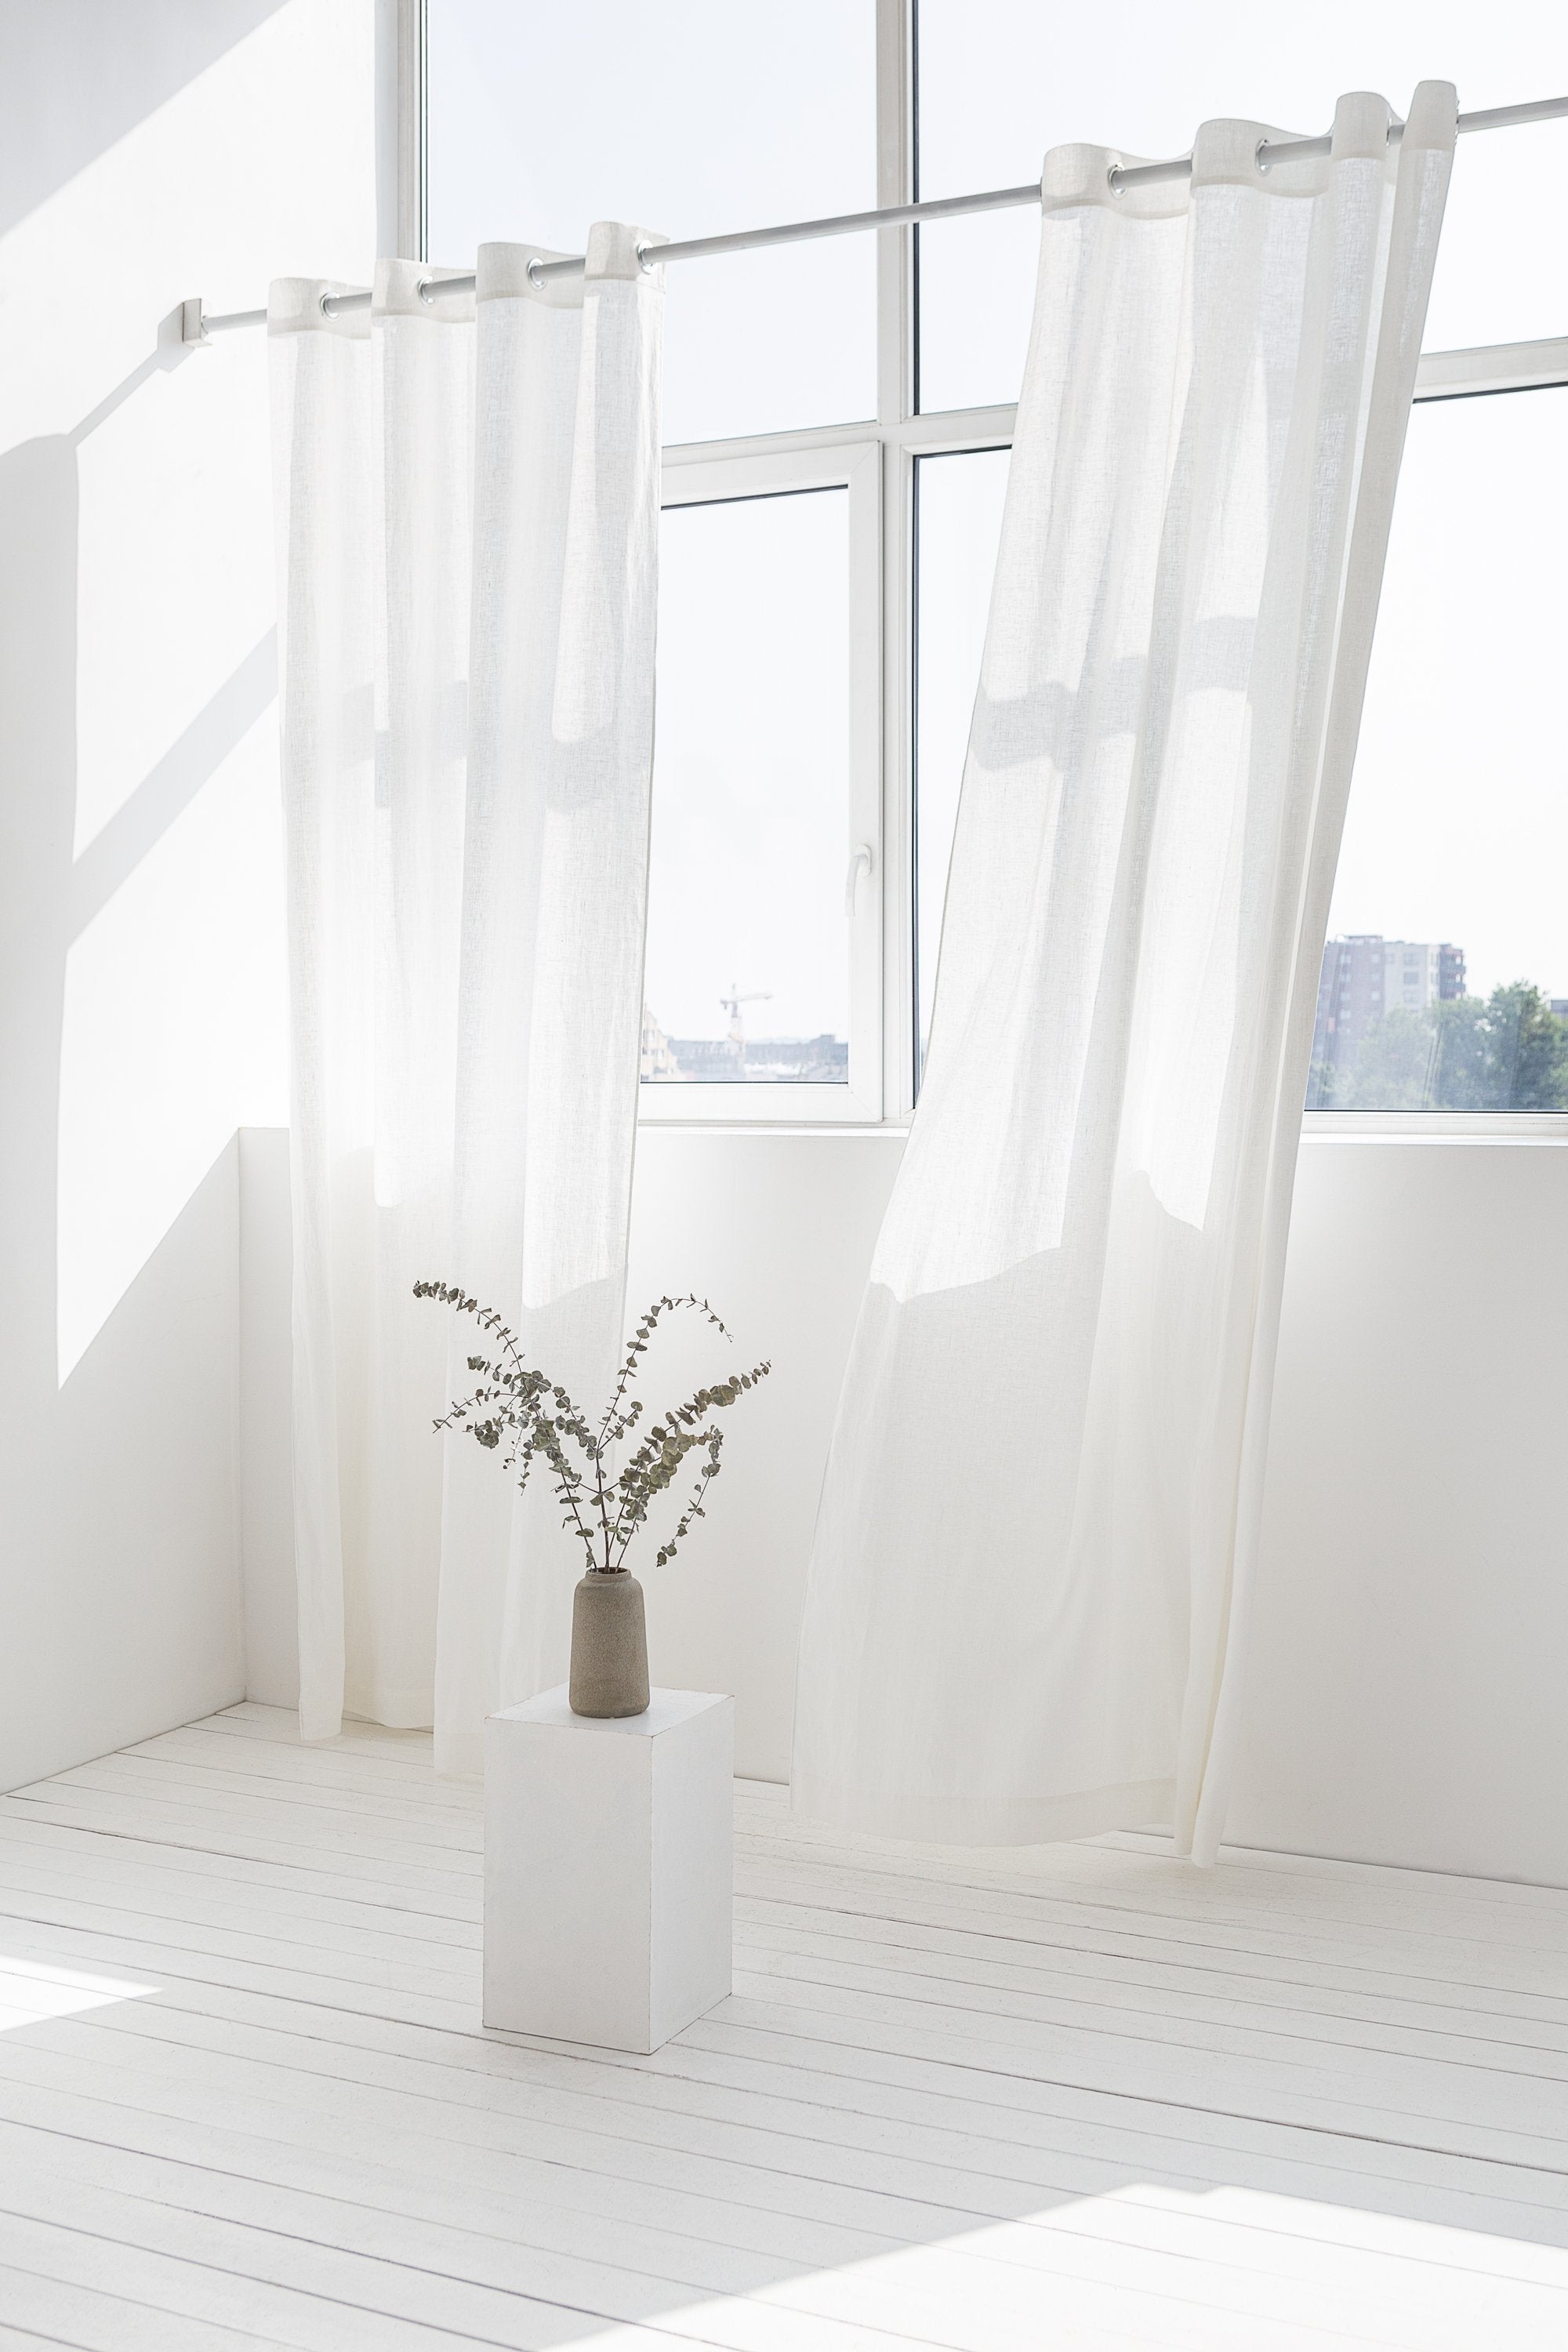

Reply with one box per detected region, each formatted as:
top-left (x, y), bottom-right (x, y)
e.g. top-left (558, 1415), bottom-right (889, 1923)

top-left (269, 231), bottom-right (663, 1759)
top-left (791, 87), bottom-right (1456, 1862)
top-left (436, 230), bottom-right (665, 1775)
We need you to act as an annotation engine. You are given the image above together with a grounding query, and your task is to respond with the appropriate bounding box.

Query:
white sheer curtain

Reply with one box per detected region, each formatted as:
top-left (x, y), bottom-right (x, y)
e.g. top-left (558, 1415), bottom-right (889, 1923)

top-left (436, 232), bottom-right (664, 1775)
top-left (270, 230), bottom-right (662, 1758)
top-left (792, 87), bottom-right (1455, 1864)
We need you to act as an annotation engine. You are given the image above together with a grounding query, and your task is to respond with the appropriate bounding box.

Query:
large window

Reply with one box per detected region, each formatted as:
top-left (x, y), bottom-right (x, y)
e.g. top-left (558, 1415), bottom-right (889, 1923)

top-left (428, 1), bottom-right (1568, 1123)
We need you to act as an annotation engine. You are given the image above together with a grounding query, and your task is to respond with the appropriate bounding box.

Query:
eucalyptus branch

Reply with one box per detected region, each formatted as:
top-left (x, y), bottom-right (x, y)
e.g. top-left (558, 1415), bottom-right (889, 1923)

top-left (415, 1281), bottom-right (602, 1566)
top-left (416, 1279), bottom-right (770, 1581)
top-left (597, 1294), bottom-right (730, 1450)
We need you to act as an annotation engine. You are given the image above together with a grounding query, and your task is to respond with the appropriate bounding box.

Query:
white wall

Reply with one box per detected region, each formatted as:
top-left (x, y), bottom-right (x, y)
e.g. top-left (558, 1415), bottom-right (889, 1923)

top-left (0, 2), bottom-right (383, 1789)
top-left (14, 5), bottom-right (1566, 1883)
top-left (239, 1123), bottom-right (1568, 1884)
top-left (238, 1127), bottom-right (299, 1711)
top-left (1229, 1135), bottom-right (1568, 1884)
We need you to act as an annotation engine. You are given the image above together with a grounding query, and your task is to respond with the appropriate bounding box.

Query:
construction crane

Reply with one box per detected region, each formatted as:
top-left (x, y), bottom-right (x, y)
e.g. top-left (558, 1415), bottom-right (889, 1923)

top-left (720, 982), bottom-right (771, 1059)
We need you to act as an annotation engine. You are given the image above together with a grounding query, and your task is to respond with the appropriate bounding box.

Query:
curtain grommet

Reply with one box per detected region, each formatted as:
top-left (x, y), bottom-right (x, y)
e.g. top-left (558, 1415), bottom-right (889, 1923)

top-left (1106, 163), bottom-right (1127, 197)
top-left (525, 257), bottom-right (546, 290)
top-left (416, 275), bottom-right (437, 305)
top-left (1255, 137), bottom-right (1273, 174)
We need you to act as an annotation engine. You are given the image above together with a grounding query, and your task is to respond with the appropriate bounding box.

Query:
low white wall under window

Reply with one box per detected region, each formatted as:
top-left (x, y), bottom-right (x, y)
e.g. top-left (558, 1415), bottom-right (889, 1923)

top-left (241, 1124), bottom-right (1568, 1884)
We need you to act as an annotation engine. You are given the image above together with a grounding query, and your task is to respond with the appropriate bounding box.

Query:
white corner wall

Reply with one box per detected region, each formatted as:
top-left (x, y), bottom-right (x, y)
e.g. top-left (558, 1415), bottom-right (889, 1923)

top-left (238, 1127), bottom-right (300, 1711)
top-left (0, 2), bottom-right (383, 1790)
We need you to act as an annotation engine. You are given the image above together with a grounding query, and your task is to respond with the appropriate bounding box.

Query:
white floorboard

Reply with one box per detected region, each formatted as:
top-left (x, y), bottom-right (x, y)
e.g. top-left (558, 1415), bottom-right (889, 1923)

top-left (0, 1711), bottom-right (1565, 2347)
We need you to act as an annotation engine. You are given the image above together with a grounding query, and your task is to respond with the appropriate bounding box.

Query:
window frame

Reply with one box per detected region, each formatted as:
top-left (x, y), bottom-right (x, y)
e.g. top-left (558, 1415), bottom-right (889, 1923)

top-left (640, 441), bottom-right (885, 1126)
top-left (418, 2), bottom-right (1568, 1135)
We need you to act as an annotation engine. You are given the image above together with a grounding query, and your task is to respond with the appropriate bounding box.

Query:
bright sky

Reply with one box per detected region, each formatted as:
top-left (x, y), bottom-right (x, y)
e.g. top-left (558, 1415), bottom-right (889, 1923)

top-left (643, 492), bottom-right (851, 1044)
top-left (916, 0), bottom-right (1568, 408)
top-left (1332, 387), bottom-right (1568, 1001)
top-left (427, 0), bottom-right (876, 445)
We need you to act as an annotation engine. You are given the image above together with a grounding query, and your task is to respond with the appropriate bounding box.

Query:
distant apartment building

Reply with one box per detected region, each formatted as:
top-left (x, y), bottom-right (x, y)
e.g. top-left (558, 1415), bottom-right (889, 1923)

top-left (658, 1034), bottom-right (848, 1083)
top-left (1312, 935), bottom-right (1466, 1073)
top-left (640, 1005), bottom-right (681, 1080)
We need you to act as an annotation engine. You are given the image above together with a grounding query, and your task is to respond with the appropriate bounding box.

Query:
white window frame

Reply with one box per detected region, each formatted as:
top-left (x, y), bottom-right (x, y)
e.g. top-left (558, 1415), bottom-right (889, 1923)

top-left (640, 441), bottom-right (884, 1125)
top-left (416, 2), bottom-right (1568, 1136)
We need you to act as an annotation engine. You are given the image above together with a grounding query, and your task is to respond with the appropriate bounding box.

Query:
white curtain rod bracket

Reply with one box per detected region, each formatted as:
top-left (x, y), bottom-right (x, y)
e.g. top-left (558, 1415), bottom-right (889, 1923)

top-left (180, 90), bottom-right (1568, 338)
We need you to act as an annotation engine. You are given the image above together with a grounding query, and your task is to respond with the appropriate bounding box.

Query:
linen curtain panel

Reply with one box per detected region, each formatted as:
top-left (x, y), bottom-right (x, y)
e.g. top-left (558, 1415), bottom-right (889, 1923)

top-left (792, 87), bottom-right (1456, 1864)
top-left (269, 230), bottom-right (662, 1762)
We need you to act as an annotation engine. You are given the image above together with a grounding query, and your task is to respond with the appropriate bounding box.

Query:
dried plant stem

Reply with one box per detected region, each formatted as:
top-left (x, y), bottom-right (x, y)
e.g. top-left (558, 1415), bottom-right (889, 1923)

top-left (414, 1283), bottom-right (770, 1579)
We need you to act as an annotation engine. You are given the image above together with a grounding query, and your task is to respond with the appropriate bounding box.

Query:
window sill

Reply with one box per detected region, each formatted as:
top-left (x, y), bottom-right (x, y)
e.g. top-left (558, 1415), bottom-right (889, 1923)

top-left (637, 1116), bottom-right (909, 1139)
top-left (1301, 1111), bottom-right (1568, 1142)
top-left (639, 1112), bottom-right (1568, 1143)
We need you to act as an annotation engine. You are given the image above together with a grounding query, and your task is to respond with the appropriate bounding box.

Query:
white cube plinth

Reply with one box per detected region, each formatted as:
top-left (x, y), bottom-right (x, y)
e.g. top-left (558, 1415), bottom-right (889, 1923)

top-left (484, 1686), bottom-right (734, 2053)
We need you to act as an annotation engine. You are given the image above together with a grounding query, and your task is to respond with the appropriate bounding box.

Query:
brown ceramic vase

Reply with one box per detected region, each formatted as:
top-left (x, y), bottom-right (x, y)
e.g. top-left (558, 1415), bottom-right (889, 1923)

top-left (568, 1570), bottom-right (651, 1718)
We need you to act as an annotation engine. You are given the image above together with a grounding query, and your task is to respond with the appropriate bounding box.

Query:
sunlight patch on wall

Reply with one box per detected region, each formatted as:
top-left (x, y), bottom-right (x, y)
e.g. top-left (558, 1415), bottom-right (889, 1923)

top-left (56, 709), bottom-right (287, 1384)
top-left (73, 344), bottom-right (274, 856)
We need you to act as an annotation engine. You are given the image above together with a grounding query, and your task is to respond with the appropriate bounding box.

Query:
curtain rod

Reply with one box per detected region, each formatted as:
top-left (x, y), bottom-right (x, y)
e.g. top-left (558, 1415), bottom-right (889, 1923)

top-left (188, 92), bottom-right (1568, 340)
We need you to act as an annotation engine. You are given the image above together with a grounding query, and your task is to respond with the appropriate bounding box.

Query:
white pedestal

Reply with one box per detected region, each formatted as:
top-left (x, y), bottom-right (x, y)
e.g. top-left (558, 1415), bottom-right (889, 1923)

top-left (483, 1686), bottom-right (734, 2053)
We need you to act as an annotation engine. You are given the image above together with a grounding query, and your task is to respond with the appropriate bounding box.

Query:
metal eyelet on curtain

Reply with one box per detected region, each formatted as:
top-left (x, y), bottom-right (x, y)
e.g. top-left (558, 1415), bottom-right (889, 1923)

top-left (1106, 162), bottom-right (1127, 197)
top-left (635, 242), bottom-right (655, 273)
top-left (525, 257), bottom-right (546, 289)
top-left (1256, 137), bottom-right (1273, 173)
top-left (417, 276), bottom-right (436, 305)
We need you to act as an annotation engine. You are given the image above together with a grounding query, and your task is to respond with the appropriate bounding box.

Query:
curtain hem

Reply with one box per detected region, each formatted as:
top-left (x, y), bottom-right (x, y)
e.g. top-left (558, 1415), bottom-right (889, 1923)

top-left (789, 1774), bottom-right (1175, 1849)
top-left (341, 1693), bottom-right (437, 1733)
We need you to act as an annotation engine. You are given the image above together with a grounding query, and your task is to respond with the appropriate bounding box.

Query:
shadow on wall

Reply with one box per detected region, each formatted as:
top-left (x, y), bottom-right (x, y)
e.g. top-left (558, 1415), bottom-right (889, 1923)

top-left (0, 0), bottom-right (382, 1789)
top-left (0, 2), bottom-right (292, 236)
top-left (0, 348), bottom-right (279, 1383)
top-left (0, 434), bottom-right (78, 1410)
top-left (0, 1138), bottom-right (244, 1795)
top-left (0, 370), bottom-right (265, 1788)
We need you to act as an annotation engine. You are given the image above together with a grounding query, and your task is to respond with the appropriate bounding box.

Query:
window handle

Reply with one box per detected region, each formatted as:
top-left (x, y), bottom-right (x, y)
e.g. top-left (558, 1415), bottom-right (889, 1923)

top-left (844, 841), bottom-right (874, 917)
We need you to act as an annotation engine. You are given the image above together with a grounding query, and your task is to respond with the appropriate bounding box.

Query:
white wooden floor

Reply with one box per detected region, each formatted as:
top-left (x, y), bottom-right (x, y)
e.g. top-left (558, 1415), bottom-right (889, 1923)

top-left (0, 1713), bottom-right (1566, 2350)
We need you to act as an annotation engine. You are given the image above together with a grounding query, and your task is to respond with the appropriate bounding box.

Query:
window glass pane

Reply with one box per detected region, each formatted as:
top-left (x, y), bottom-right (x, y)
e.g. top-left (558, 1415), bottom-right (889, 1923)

top-left (911, 402), bottom-right (1568, 1117)
top-left (916, 2), bottom-right (1568, 415)
top-left (1311, 387), bottom-right (1568, 1111)
top-left (428, 0), bottom-right (877, 444)
top-left (643, 492), bottom-right (850, 1087)
top-left (913, 448), bottom-right (1009, 1080)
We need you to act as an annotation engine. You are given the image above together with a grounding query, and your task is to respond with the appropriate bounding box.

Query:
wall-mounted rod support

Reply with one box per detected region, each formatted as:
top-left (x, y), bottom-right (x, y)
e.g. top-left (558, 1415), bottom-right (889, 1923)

top-left (183, 92), bottom-right (1568, 340)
